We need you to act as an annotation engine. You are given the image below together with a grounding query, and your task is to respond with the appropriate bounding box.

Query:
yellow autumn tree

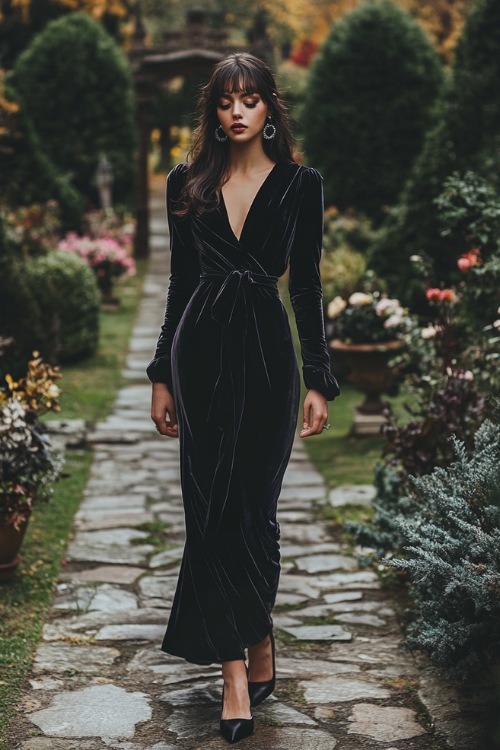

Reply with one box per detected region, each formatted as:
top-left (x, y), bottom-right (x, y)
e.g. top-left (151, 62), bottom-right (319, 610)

top-left (7, 0), bottom-right (128, 22)
top-left (260, 0), bottom-right (473, 62)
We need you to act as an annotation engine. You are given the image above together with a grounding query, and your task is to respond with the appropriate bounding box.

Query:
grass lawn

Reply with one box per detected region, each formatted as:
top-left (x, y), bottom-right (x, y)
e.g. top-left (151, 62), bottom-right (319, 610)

top-left (0, 266), bottom-right (146, 747)
top-left (46, 259), bottom-right (147, 422)
top-left (0, 449), bottom-right (92, 749)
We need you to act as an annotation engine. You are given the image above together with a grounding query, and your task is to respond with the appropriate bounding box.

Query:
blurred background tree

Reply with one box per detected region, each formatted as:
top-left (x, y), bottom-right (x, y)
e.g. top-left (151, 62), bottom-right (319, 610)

top-left (369, 0), bottom-right (500, 306)
top-left (301, 0), bottom-right (442, 223)
top-left (12, 12), bottom-right (137, 211)
top-left (0, 0), bottom-right (131, 68)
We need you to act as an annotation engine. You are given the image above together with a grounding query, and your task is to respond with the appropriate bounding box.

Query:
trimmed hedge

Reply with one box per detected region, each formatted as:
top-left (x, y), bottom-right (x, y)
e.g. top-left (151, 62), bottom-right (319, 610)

top-left (369, 0), bottom-right (500, 305)
top-left (0, 250), bottom-right (100, 365)
top-left (302, 0), bottom-right (442, 222)
top-left (13, 12), bottom-right (137, 210)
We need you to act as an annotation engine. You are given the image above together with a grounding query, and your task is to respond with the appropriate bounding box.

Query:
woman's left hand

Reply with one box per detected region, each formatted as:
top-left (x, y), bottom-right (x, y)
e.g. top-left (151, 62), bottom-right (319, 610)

top-left (299, 389), bottom-right (329, 437)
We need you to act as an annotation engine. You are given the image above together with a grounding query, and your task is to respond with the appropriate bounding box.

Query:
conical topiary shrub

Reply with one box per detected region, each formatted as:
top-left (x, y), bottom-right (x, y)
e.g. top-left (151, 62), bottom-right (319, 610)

top-left (13, 12), bottom-right (137, 210)
top-left (302, 0), bottom-right (442, 223)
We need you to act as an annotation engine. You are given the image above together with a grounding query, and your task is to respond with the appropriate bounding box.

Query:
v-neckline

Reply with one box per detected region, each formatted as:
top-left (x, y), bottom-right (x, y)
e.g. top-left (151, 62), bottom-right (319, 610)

top-left (220, 162), bottom-right (279, 244)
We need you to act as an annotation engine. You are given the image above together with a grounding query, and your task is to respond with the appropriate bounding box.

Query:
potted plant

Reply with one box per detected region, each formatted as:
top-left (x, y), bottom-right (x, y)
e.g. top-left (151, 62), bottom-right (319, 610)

top-left (327, 292), bottom-right (410, 434)
top-left (0, 353), bottom-right (63, 580)
top-left (58, 209), bottom-right (135, 307)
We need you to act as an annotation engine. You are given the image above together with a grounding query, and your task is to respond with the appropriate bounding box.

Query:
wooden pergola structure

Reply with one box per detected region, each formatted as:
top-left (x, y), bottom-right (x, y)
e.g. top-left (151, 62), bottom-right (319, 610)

top-left (129, 8), bottom-right (232, 258)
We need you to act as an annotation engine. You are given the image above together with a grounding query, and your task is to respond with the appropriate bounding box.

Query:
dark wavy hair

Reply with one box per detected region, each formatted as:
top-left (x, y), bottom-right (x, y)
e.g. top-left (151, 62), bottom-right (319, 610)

top-left (175, 53), bottom-right (295, 217)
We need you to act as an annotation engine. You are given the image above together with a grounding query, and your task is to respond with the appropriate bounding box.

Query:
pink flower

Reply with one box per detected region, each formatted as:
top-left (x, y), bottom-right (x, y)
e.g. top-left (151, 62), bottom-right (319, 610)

top-left (426, 288), bottom-right (441, 302)
top-left (458, 257), bottom-right (471, 271)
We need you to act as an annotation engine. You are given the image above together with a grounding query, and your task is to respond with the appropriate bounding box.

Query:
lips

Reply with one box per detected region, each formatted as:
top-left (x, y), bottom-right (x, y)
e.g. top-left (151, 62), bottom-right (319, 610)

top-left (231, 124), bottom-right (247, 131)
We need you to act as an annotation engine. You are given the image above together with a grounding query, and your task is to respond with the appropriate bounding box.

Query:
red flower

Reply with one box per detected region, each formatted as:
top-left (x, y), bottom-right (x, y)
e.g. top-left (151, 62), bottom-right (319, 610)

top-left (439, 289), bottom-right (457, 302)
top-left (457, 248), bottom-right (481, 272)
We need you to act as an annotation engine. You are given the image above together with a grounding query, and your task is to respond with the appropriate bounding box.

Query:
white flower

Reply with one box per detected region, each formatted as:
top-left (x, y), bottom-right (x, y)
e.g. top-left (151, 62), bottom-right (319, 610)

top-left (348, 292), bottom-right (372, 306)
top-left (493, 319), bottom-right (500, 330)
top-left (47, 384), bottom-right (61, 399)
top-left (463, 371), bottom-right (474, 381)
top-left (410, 255), bottom-right (423, 262)
top-left (384, 314), bottom-right (403, 329)
top-left (421, 325), bottom-right (438, 339)
top-left (327, 296), bottom-right (347, 319)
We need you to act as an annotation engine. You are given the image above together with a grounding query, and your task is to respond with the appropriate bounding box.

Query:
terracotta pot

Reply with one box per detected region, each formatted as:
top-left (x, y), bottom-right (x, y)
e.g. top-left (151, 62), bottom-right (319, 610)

top-left (0, 518), bottom-right (29, 580)
top-left (329, 339), bottom-right (403, 435)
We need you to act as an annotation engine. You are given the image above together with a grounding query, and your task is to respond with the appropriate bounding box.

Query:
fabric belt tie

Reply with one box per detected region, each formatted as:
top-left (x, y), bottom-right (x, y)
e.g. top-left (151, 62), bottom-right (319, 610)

top-left (200, 270), bottom-right (279, 327)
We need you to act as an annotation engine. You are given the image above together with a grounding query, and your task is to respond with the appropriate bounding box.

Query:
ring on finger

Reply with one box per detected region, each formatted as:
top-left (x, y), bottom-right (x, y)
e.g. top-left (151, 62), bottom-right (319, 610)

top-left (322, 423), bottom-right (331, 431)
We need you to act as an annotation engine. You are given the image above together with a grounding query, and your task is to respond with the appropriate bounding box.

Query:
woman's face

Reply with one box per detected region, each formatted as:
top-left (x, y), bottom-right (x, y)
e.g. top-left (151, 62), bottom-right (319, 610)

top-left (216, 87), bottom-right (269, 144)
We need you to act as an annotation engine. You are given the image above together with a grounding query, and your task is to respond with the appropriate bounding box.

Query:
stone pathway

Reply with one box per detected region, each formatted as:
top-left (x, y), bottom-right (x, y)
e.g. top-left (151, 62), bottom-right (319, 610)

top-left (10, 182), bottom-right (491, 750)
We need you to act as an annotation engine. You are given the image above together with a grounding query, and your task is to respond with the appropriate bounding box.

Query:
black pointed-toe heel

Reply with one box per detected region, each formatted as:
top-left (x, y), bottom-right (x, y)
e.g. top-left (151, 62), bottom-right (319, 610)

top-left (220, 685), bottom-right (254, 744)
top-left (248, 630), bottom-right (276, 708)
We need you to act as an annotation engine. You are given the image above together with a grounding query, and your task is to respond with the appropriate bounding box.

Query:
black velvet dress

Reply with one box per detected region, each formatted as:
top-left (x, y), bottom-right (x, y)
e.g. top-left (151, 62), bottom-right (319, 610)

top-left (146, 159), bottom-right (339, 665)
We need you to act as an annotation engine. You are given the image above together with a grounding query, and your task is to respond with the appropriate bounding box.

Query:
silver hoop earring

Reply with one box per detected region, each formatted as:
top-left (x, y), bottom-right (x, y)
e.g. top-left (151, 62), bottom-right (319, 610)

top-left (263, 117), bottom-right (276, 140)
top-left (215, 124), bottom-right (228, 142)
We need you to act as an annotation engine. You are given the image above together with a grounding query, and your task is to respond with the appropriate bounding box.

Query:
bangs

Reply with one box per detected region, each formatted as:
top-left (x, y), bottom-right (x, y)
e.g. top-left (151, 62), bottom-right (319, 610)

top-left (213, 64), bottom-right (263, 99)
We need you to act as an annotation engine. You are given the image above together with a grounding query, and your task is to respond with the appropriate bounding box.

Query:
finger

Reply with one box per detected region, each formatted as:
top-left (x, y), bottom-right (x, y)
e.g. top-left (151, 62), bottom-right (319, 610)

top-left (299, 402), bottom-right (311, 436)
top-left (168, 403), bottom-right (178, 428)
top-left (152, 409), bottom-right (172, 435)
top-left (305, 408), bottom-right (328, 436)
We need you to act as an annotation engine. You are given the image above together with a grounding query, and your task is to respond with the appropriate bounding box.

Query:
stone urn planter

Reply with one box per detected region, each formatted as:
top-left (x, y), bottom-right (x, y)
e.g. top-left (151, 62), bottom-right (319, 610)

top-left (329, 339), bottom-right (403, 435)
top-left (0, 517), bottom-right (29, 581)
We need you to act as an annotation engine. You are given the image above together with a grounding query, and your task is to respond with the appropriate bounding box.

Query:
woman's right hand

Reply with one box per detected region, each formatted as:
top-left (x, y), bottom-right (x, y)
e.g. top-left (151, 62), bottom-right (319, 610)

top-left (151, 382), bottom-right (179, 438)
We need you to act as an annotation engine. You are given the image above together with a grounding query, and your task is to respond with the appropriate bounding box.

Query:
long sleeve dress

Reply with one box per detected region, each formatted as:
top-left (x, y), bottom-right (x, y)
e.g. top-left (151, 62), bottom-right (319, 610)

top-left (146, 159), bottom-right (339, 665)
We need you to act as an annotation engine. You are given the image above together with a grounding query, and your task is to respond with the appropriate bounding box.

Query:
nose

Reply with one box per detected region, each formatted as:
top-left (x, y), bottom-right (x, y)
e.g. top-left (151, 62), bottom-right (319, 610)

top-left (231, 101), bottom-right (243, 119)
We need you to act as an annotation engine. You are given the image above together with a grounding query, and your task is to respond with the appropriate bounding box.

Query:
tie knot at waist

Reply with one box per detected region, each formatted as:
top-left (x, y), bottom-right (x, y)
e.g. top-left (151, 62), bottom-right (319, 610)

top-left (200, 270), bottom-right (279, 326)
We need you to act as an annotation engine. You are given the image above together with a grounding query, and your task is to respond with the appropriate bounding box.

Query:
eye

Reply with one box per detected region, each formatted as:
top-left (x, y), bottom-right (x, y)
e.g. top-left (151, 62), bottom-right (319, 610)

top-left (244, 101), bottom-right (258, 108)
top-left (218, 102), bottom-right (231, 110)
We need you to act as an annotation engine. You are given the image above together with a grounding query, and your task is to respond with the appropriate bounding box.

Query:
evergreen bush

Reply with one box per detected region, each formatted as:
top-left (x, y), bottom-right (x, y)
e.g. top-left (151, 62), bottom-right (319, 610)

top-left (13, 12), bottom-right (137, 210)
top-left (369, 0), bottom-right (500, 305)
top-left (302, 0), bottom-right (442, 222)
top-left (386, 415), bottom-right (500, 678)
top-left (0, 250), bottom-right (100, 365)
top-left (0, 76), bottom-right (83, 230)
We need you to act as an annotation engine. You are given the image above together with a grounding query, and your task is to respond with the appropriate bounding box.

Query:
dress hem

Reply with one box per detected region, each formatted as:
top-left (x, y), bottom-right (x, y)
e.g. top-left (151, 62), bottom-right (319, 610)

top-left (160, 625), bottom-right (274, 666)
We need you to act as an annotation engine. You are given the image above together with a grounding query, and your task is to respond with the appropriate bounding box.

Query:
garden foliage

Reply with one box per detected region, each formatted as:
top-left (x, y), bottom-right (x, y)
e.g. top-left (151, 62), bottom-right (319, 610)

top-left (0, 353), bottom-right (63, 528)
top-left (0, 245), bottom-right (100, 368)
top-left (0, 77), bottom-right (83, 229)
top-left (13, 12), bottom-right (137, 210)
top-left (386, 415), bottom-right (500, 678)
top-left (351, 168), bottom-right (500, 559)
top-left (369, 0), bottom-right (500, 304)
top-left (302, 0), bottom-right (442, 221)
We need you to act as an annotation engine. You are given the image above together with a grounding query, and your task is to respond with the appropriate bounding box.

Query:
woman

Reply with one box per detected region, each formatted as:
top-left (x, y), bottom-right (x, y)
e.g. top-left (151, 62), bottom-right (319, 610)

top-left (147, 52), bottom-right (339, 743)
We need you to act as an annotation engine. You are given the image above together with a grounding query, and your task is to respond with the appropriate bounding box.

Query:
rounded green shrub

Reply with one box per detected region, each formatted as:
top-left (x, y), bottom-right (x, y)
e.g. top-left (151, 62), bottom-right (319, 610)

top-left (0, 250), bottom-right (100, 365)
top-left (302, 0), bottom-right (442, 222)
top-left (13, 12), bottom-right (137, 210)
top-left (369, 0), bottom-right (500, 305)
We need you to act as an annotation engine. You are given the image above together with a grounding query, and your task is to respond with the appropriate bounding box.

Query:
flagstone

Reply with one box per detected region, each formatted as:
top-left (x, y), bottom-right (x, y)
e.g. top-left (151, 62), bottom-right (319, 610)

top-left (294, 554), bottom-right (358, 574)
top-left (300, 676), bottom-right (390, 704)
top-left (94, 624), bottom-right (165, 641)
top-left (33, 643), bottom-right (120, 674)
top-left (348, 703), bottom-right (427, 741)
top-left (28, 684), bottom-right (151, 739)
top-left (280, 624), bottom-right (352, 642)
